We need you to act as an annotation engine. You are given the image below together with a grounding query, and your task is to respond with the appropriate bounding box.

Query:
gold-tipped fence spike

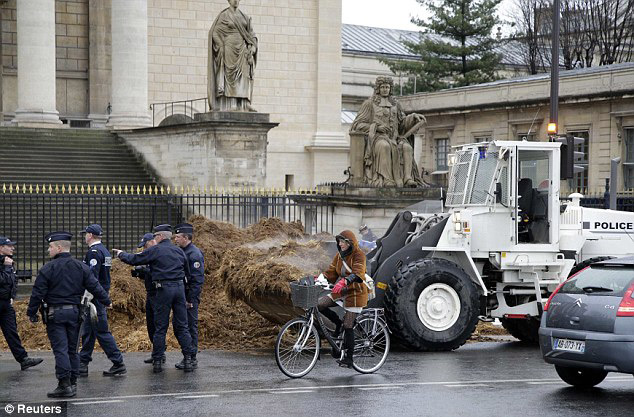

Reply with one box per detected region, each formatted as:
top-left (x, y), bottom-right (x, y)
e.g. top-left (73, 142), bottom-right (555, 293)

top-left (9, 184), bottom-right (14, 193)
top-left (54, 184), bottom-right (58, 193)
top-left (166, 185), bottom-right (171, 194)
top-left (124, 185), bottom-right (128, 194)
top-left (2, 184), bottom-right (5, 193)
top-left (80, 185), bottom-right (85, 194)
top-left (61, 184), bottom-right (66, 193)
top-left (28, 184), bottom-right (33, 193)
top-left (35, 184), bottom-right (40, 193)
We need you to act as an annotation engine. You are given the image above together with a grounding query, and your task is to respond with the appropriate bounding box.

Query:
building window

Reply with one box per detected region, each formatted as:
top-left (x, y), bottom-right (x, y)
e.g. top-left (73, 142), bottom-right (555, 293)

top-left (436, 138), bottom-right (449, 171)
top-left (625, 129), bottom-right (634, 189)
top-left (473, 133), bottom-right (492, 142)
top-left (567, 130), bottom-right (589, 193)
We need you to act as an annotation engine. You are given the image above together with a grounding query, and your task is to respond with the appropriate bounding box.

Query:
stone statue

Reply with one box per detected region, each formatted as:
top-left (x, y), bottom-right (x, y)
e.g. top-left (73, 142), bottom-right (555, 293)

top-left (350, 76), bottom-right (426, 187)
top-left (208, 0), bottom-right (258, 112)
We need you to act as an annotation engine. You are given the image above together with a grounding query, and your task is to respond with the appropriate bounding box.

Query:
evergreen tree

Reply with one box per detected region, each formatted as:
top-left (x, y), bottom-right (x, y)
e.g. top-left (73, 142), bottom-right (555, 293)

top-left (383, 0), bottom-right (504, 93)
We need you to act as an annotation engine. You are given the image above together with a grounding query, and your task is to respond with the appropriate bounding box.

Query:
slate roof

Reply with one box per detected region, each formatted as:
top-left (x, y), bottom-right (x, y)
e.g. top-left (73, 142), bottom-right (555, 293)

top-left (342, 24), bottom-right (528, 67)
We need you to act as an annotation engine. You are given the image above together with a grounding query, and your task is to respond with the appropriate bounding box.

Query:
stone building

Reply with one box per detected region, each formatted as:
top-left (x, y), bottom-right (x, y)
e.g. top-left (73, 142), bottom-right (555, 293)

top-left (398, 62), bottom-right (634, 194)
top-left (0, 0), bottom-right (346, 188)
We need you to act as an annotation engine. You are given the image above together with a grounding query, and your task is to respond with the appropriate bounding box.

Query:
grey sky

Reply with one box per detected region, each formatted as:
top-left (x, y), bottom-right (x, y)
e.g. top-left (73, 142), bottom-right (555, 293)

top-left (342, 0), bottom-right (516, 34)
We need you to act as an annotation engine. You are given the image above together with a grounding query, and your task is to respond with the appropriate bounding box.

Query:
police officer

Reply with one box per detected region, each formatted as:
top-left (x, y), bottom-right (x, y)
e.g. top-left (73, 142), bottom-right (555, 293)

top-left (0, 236), bottom-right (43, 371)
top-left (27, 232), bottom-right (111, 398)
top-left (173, 223), bottom-right (205, 369)
top-left (131, 233), bottom-right (162, 364)
top-left (113, 224), bottom-right (195, 373)
top-left (78, 224), bottom-right (126, 377)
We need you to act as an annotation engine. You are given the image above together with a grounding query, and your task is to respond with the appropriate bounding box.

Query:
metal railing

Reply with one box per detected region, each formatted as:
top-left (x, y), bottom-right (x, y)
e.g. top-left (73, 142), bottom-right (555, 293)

top-left (149, 97), bottom-right (209, 127)
top-left (0, 184), bottom-right (334, 278)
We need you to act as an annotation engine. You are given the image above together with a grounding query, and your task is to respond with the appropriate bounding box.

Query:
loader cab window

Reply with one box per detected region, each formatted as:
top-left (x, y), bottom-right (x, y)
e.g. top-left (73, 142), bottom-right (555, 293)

top-left (517, 150), bottom-right (551, 244)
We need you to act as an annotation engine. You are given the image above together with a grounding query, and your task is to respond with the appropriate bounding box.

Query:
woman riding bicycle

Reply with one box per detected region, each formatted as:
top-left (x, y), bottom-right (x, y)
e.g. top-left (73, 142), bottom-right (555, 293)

top-left (318, 230), bottom-right (368, 368)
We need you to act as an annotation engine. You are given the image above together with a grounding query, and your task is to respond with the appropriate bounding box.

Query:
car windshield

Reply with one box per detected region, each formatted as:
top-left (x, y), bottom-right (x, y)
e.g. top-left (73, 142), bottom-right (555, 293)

top-left (561, 266), bottom-right (634, 296)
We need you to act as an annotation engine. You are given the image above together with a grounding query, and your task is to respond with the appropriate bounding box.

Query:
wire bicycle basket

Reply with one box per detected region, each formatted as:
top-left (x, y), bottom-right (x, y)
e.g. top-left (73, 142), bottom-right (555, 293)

top-left (290, 281), bottom-right (325, 309)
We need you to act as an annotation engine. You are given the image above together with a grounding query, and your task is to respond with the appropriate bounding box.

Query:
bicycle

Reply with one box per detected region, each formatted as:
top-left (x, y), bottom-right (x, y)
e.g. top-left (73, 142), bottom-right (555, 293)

top-left (274, 278), bottom-right (390, 378)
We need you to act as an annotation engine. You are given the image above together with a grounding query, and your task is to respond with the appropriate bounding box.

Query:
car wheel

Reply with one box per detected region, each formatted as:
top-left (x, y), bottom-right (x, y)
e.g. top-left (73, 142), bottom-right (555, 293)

top-left (555, 365), bottom-right (607, 388)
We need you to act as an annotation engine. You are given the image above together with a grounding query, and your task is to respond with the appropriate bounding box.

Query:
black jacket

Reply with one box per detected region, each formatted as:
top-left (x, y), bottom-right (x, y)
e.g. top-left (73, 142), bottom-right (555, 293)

top-left (27, 253), bottom-right (111, 317)
top-left (0, 262), bottom-right (16, 300)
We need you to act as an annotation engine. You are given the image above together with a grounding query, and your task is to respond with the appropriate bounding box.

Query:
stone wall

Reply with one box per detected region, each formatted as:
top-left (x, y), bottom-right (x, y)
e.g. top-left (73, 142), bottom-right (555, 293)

top-left (117, 115), bottom-right (277, 190)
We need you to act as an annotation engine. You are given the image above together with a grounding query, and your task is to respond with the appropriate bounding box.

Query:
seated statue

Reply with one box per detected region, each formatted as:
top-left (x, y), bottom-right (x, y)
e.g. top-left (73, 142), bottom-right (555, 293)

top-left (350, 76), bottom-right (425, 187)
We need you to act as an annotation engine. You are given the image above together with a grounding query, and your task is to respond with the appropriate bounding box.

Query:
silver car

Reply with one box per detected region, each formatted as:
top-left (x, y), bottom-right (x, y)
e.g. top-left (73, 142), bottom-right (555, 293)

top-left (539, 257), bottom-right (634, 387)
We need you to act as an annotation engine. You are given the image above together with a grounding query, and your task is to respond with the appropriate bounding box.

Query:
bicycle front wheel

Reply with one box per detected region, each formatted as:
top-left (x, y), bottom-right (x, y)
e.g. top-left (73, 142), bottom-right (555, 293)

top-left (352, 316), bottom-right (390, 374)
top-left (275, 317), bottom-right (320, 378)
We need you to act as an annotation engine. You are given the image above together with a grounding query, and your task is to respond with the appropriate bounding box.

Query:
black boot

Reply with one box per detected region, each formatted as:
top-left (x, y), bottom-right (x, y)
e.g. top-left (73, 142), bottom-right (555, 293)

top-left (321, 308), bottom-right (343, 338)
top-left (337, 329), bottom-right (355, 369)
top-left (70, 376), bottom-right (77, 395)
top-left (20, 357), bottom-right (43, 371)
top-left (183, 355), bottom-right (193, 373)
top-left (103, 362), bottom-right (127, 376)
top-left (153, 359), bottom-right (163, 373)
top-left (78, 362), bottom-right (88, 377)
top-left (47, 377), bottom-right (75, 398)
top-left (176, 355), bottom-right (198, 370)
top-left (145, 355), bottom-right (165, 364)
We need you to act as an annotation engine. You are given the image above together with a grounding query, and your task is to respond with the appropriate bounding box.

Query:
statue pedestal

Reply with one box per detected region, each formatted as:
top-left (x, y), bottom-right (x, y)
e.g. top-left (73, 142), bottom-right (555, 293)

top-left (117, 111), bottom-right (278, 189)
top-left (292, 184), bottom-right (443, 236)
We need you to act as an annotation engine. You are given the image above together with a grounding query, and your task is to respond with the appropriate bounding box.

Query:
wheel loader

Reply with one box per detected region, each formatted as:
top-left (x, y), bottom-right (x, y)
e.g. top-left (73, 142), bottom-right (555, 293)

top-left (364, 138), bottom-right (634, 351)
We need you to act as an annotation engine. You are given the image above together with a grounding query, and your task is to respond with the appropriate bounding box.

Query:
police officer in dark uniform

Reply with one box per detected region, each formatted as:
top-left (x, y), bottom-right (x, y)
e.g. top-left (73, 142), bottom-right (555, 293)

top-left (173, 223), bottom-right (205, 370)
top-left (131, 232), bottom-right (162, 364)
top-left (113, 224), bottom-right (195, 373)
top-left (0, 236), bottom-right (43, 371)
top-left (27, 232), bottom-right (111, 398)
top-left (78, 224), bottom-right (126, 377)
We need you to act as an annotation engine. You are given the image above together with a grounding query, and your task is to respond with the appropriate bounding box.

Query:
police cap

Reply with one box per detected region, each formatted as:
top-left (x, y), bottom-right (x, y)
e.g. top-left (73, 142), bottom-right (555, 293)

top-left (45, 231), bottom-right (73, 243)
top-left (174, 223), bottom-right (194, 235)
top-left (153, 224), bottom-right (172, 233)
top-left (137, 233), bottom-right (155, 248)
top-left (0, 236), bottom-right (16, 246)
top-left (80, 224), bottom-right (103, 236)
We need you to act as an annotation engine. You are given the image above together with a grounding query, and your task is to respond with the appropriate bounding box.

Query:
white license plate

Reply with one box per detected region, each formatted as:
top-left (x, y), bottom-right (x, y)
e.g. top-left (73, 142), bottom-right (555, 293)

top-left (554, 338), bottom-right (585, 353)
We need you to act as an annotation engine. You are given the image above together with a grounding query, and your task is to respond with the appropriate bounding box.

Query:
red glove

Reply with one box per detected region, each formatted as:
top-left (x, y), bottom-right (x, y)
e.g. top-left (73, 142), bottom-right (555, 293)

top-left (332, 279), bottom-right (347, 294)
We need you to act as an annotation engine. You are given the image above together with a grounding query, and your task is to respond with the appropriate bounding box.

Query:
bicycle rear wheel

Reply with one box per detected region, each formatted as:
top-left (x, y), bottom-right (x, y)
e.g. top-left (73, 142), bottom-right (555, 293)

top-left (352, 316), bottom-right (390, 374)
top-left (275, 317), bottom-right (320, 378)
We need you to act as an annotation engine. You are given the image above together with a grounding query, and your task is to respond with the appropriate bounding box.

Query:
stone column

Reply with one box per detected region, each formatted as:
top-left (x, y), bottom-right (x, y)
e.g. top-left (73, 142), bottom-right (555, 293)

top-left (88, 0), bottom-right (111, 128)
top-left (13, 0), bottom-right (61, 127)
top-left (306, 0), bottom-right (348, 186)
top-left (106, 0), bottom-right (151, 130)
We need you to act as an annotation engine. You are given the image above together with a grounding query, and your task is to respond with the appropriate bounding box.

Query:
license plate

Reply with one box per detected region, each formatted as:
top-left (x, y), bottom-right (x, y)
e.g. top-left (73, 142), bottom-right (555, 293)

top-left (554, 338), bottom-right (585, 353)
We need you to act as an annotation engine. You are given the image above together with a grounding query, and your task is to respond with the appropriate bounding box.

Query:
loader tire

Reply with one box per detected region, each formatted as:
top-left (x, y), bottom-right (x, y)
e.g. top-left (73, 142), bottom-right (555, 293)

top-left (385, 258), bottom-right (480, 351)
top-left (500, 317), bottom-right (540, 344)
top-left (568, 256), bottom-right (615, 277)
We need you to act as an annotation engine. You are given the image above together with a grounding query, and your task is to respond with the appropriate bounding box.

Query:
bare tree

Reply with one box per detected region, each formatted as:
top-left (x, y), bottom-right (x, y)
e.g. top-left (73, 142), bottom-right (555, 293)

top-left (511, 0), bottom-right (549, 74)
top-left (510, 0), bottom-right (634, 71)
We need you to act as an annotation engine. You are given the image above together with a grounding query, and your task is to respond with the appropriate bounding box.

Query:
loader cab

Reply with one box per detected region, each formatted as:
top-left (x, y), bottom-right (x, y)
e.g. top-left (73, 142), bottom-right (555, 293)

top-left (510, 143), bottom-right (560, 247)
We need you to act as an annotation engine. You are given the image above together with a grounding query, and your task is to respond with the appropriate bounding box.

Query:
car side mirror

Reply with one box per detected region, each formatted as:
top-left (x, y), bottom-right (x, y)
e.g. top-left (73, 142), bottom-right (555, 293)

top-left (495, 182), bottom-right (502, 204)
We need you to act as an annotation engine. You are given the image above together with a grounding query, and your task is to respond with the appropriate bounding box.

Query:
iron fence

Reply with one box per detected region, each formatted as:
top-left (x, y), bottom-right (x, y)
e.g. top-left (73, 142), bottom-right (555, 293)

top-left (0, 185), bottom-right (334, 278)
top-left (149, 97), bottom-right (209, 127)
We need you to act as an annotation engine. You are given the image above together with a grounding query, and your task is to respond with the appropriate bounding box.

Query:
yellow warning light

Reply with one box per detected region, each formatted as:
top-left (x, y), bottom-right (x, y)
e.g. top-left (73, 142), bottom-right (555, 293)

top-left (547, 123), bottom-right (557, 134)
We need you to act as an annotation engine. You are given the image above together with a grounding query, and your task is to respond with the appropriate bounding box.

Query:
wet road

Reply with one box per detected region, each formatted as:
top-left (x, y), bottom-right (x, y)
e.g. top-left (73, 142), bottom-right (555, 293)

top-left (1, 342), bottom-right (633, 417)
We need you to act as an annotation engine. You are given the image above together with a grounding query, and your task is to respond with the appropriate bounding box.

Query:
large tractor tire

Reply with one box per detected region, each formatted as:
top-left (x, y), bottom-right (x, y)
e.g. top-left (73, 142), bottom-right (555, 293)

top-left (500, 316), bottom-right (540, 344)
top-left (384, 258), bottom-right (480, 351)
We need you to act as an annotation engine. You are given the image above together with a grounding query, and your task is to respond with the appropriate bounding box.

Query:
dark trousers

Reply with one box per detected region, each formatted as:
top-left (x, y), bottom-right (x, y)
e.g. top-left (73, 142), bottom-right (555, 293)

top-left (79, 301), bottom-right (123, 365)
top-left (146, 292), bottom-right (155, 342)
top-left (46, 306), bottom-right (80, 380)
top-left (152, 281), bottom-right (193, 360)
top-left (186, 298), bottom-right (199, 356)
top-left (0, 299), bottom-right (28, 363)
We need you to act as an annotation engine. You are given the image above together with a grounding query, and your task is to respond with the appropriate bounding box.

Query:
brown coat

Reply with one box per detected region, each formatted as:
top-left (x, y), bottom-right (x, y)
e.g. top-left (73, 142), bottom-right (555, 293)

top-left (324, 230), bottom-right (368, 308)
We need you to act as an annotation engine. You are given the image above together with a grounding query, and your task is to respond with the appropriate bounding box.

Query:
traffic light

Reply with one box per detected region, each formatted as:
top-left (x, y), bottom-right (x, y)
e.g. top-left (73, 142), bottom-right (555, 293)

top-left (551, 134), bottom-right (585, 180)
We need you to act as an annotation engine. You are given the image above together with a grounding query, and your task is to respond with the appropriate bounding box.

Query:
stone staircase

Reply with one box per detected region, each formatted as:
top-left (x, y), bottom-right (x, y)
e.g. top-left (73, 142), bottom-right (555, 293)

top-left (0, 127), bottom-right (159, 186)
